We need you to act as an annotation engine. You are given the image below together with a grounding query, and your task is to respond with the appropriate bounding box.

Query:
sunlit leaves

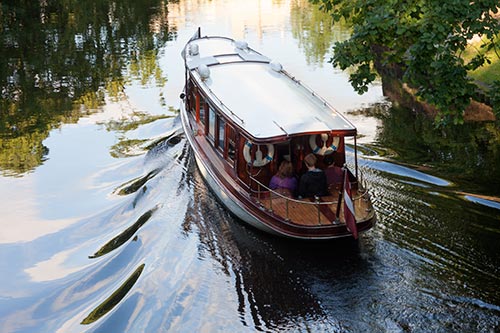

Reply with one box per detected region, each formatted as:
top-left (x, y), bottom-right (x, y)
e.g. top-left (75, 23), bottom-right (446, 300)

top-left (348, 64), bottom-right (376, 94)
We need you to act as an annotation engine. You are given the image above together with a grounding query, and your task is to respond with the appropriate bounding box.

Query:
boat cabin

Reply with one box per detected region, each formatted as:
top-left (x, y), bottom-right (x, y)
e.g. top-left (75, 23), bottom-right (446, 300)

top-left (180, 30), bottom-right (375, 239)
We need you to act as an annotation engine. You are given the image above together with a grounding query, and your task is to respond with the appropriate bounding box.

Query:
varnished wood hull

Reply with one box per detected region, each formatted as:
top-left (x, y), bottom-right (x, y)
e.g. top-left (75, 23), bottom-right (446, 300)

top-left (181, 102), bottom-right (376, 240)
top-left (179, 29), bottom-right (376, 239)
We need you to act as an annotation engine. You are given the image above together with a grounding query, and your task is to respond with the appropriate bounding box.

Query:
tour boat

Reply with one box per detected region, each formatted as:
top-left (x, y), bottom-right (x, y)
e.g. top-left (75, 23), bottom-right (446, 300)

top-left (179, 28), bottom-right (376, 240)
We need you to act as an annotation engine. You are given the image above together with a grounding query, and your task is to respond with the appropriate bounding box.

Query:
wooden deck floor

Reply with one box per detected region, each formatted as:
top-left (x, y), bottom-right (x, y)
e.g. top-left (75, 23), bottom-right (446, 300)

top-left (253, 188), bottom-right (373, 227)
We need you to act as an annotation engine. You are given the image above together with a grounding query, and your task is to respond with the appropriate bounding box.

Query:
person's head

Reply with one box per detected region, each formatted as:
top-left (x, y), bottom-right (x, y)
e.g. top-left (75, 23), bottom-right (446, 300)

top-left (277, 160), bottom-right (293, 178)
top-left (304, 153), bottom-right (317, 169)
top-left (323, 153), bottom-right (335, 166)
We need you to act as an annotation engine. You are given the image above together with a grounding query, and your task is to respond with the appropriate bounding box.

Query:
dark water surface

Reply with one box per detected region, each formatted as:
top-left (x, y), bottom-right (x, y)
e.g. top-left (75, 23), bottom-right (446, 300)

top-left (1, 1), bottom-right (499, 332)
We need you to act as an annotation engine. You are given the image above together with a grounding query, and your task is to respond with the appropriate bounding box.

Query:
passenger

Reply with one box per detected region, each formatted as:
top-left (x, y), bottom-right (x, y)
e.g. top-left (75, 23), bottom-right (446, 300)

top-left (269, 160), bottom-right (297, 195)
top-left (323, 153), bottom-right (343, 188)
top-left (297, 153), bottom-right (328, 198)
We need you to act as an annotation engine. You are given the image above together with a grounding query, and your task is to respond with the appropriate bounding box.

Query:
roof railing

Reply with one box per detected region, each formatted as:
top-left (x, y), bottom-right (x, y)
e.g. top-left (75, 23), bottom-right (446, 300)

top-left (280, 69), bottom-right (356, 129)
top-left (183, 33), bottom-right (356, 132)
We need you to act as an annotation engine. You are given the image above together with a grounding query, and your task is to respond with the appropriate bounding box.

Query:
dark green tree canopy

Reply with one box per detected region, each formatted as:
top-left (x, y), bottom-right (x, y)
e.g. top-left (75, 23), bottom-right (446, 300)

top-left (312, 0), bottom-right (500, 125)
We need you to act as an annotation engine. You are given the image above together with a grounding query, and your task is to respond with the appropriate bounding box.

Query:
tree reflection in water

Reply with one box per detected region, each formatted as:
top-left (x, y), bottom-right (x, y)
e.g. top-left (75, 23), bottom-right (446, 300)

top-left (363, 104), bottom-right (500, 196)
top-left (0, 0), bottom-right (175, 176)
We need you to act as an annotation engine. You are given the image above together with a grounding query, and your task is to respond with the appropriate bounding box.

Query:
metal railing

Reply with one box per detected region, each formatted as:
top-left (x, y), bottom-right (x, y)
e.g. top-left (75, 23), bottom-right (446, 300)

top-left (248, 174), bottom-right (371, 226)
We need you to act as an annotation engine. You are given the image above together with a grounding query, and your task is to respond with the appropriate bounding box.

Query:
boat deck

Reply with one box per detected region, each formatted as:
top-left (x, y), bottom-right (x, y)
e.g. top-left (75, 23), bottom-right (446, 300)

top-left (252, 187), bottom-right (374, 227)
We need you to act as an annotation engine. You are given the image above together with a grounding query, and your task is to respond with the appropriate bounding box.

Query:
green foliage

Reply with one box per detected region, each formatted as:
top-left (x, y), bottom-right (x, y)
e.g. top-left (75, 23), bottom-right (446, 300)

top-left (311, 0), bottom-right (500, 126)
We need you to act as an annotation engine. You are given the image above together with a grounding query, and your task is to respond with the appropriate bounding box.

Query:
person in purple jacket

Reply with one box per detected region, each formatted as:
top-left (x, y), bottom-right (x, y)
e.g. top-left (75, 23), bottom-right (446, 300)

top-left (269, 160), bottom-right (297, 196)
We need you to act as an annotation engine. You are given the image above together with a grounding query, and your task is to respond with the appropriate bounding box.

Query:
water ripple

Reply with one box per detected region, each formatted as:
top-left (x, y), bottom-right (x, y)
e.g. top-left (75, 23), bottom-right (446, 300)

top-left (81, 263), bottom-right (145, 325)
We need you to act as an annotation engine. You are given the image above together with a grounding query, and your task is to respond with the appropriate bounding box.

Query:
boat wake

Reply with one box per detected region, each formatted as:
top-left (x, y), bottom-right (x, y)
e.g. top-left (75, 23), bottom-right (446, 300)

top-left (0, 119), bottom-right (195, 332)
top-left (2, 122), bottom-right (498, 333)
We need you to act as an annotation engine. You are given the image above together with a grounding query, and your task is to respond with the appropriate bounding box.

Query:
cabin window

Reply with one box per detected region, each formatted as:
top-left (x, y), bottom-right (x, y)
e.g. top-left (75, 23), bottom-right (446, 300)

top-left (188, 81), bottom-right (196, 114)
top-left (208, 106), bottom-right (216, 140)
top-left (199, 100), bottom-right (207, 126)
top-left (217, 117), bottom-right (225, 152)
top-left (226, 125), bottom-right (236, 161)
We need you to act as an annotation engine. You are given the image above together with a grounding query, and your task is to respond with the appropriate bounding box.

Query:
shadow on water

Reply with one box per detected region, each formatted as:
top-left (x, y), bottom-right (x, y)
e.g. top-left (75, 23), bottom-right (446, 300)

top-left (113, 130), bottom-right (185, 197)
top-left (114, 170), bottom-right (161, 196)
top-left (182, 152), bottom-right (377, 332)
top-left (88, 133), bottom-right (186, 260)
top-left (180, 141), bottom-right (500, 332)
top-left (370, 104), bottom-right (500, 196)
top-left (2, 119), bottom-right (498, 332)
top-left (19, 229), bottom-right (146, 332)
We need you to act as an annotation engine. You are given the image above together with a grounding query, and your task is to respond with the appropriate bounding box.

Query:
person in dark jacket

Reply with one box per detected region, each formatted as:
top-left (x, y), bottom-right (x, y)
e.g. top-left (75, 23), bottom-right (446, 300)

top-left (297, 153), bottom-right (328, 198)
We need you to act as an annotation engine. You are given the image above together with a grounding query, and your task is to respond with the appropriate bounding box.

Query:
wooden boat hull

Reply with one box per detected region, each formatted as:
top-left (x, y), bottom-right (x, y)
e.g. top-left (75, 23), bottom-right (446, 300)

top-left (180, 102), bottom-right (375, 240)
top-left (179, 29), bottom-right (376, 240)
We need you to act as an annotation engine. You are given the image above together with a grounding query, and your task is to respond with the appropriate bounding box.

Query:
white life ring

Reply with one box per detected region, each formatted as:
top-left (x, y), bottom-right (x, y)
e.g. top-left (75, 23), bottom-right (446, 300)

top-left (309, 133), bottom-right (340, 156)
top-left (243, 141), bottom-right (274, 167)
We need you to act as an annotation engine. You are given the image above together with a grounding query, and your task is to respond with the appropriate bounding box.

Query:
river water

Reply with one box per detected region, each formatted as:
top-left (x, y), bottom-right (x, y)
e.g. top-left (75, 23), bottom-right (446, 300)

top-left (1, 1), bottom-right (499, 332)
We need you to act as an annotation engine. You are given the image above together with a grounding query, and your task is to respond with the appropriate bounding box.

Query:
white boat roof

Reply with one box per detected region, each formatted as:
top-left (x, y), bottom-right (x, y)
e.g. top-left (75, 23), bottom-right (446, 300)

top-left (184, 36), bottom-right (356, 140)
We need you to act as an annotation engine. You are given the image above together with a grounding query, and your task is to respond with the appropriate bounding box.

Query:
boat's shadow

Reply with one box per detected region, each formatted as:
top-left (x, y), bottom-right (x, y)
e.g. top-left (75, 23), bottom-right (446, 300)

top-left (184, 156), bottom-right (374, 330)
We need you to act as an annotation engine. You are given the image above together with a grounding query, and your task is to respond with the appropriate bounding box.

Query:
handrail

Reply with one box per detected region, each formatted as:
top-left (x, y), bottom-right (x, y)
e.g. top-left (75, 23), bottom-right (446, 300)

top-left (249, 176), bottom-right (338, 205)
top-left (250, 177), bottom-right (322, 224)
top-left (249, 175), bottom-right (370, 204)
top-left (247, 174), bottom-right (371, 226)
